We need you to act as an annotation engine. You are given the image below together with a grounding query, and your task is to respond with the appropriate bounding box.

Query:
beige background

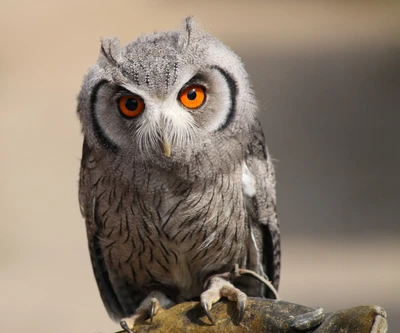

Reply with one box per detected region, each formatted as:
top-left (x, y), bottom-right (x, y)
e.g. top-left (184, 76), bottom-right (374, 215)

top-left (1, 1), bottom-right (399, 332)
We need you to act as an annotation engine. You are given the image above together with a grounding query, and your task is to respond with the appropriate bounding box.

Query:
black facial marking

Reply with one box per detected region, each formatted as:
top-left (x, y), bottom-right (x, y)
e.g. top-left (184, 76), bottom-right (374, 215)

top-left (172, 62), bottom-right (178, 85)
top-left (90, 80), bottom-right (119, 152)
top-left (210, 66), bottom-right (238, 131)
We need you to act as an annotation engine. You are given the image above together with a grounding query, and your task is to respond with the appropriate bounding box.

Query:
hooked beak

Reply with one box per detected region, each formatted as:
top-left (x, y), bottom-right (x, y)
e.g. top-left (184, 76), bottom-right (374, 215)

top-left (162, 135), bottom-right (171, 158)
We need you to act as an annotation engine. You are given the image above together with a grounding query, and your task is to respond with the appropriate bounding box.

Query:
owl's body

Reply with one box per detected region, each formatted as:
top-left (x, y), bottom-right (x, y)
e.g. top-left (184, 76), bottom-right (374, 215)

top-left (78, 18), bottom-right (280, 325)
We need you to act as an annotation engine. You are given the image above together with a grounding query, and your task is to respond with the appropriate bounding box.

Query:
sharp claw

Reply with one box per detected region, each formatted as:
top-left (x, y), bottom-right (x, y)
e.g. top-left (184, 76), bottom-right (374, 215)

top-left (150, 299), bottom-right (156, 324)
top-left (289, 307), bottom-right (325, 331)
top-left (120, 320), bottom-right (134, 333)
top-left (237, 300), bottom-right (246, 324)
top-left (201, 300), bottom-right (215, 325)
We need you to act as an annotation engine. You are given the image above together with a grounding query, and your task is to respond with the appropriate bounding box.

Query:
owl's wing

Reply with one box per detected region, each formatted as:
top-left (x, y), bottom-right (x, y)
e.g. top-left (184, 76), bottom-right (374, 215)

top-left (79, 140), bottom-right (125, 321)
top-left (242, 122), bottom-right (281, 299)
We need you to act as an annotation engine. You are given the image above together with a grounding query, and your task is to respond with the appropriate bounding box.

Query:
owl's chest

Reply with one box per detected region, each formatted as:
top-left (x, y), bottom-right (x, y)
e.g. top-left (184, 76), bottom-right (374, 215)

top-left (97, 171), bottom-right (248, 296)
top-left (138, 172), bottom-right (247, 244)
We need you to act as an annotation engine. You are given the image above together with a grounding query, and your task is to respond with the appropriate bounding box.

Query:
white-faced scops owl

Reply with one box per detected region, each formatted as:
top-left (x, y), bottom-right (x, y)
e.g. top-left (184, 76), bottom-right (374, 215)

top-left (77, 17), bottom-right (280, 332)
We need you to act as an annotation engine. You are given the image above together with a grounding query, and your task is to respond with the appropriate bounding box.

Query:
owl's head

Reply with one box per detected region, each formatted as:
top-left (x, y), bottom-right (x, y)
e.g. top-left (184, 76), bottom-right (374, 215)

top-left (77, 17), bottom-right (258, 166)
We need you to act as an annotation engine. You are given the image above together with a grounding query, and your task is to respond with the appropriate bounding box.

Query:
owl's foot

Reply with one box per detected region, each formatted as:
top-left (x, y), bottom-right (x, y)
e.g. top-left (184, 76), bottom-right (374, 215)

top-left (120, 292), bottom-right (172, 333)
top-left (200, 264), bottom-right (280, 325)
top-left (200, 276), bottom-right (247, 325)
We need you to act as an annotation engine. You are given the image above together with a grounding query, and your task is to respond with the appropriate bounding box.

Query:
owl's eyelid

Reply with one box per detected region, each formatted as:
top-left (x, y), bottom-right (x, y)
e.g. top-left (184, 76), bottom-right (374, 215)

top-left (114, 88), bottom-right (144, 102)
top-left (179, 82), bottom-right (207, 94)
top-left (179, 74), bottom-right (209, 93)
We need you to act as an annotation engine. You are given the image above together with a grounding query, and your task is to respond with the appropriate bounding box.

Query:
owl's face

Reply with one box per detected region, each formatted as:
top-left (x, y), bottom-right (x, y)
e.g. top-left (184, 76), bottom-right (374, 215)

top-left (78, 18), bottom-right (258, 166)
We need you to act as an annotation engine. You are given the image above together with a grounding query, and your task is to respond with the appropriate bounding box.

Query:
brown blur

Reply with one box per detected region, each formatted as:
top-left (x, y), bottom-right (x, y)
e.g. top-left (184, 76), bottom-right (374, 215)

top-left (0, 1), bottom-right (399, 332)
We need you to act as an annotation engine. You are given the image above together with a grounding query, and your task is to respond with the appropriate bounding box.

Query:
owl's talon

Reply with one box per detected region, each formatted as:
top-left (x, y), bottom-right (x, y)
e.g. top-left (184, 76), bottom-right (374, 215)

top-left (237, 298), bottom-right (246, 324)
top-left (201, 276), bottom-right (248, 325)
top-left (289, 307), bottom-right (325, 331)
top-left (149, 298), bottom-right (156, 324)
top-left (201, 299), bottom-right (215, 325)
top-left (120, 320), bottom-right (134, 333)
top-left (119, 293), bottom-right (170, 330)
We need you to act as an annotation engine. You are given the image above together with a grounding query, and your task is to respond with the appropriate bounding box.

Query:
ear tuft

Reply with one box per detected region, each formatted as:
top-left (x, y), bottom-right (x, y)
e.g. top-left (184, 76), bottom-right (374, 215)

top-left (178, 16), bottom-right (206, 51)
top-left (99, 38), bottom-right (123, 66)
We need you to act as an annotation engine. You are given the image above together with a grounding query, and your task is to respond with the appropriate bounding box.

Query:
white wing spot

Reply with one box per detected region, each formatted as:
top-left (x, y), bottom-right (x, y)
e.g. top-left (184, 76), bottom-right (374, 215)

top-left (197, 231), bottom-right (216, 253)
top-left (242, 162), bottom-right (256, 197)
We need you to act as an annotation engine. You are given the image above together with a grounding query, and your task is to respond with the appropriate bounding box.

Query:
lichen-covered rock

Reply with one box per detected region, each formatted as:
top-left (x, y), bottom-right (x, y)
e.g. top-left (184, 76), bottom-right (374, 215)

top-left (115, 298), bottom-right (387, 333)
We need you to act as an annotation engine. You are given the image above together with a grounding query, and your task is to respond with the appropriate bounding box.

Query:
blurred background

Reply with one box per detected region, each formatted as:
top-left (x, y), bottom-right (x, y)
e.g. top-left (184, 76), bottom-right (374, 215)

top-left (0, 1), bottom-right (399, 332)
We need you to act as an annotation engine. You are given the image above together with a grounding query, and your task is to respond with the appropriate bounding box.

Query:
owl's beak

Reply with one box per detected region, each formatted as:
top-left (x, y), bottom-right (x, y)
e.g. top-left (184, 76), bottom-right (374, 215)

top-left (162, 135), bottom-right (171, 157)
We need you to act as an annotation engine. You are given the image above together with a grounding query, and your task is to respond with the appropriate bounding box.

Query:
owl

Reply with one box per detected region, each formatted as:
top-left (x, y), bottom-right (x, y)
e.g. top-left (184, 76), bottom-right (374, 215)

top-left (77, 17), bottom-right (280, 332)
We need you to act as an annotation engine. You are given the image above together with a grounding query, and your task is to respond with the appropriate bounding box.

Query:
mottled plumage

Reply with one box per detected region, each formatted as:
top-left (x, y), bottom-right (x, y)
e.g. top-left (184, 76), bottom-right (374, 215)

top-left (77, 17), bottom-right (280, 328)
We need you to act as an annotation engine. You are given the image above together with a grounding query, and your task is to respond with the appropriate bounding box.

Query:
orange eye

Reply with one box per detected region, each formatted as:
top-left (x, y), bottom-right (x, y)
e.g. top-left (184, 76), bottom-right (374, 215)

top-left (179, 86), bottom-right (206, 109)
top-left (118, 95), bottom-right (145, 118)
